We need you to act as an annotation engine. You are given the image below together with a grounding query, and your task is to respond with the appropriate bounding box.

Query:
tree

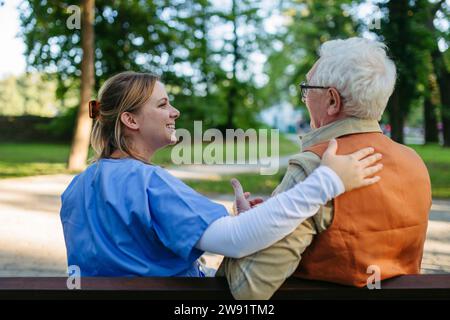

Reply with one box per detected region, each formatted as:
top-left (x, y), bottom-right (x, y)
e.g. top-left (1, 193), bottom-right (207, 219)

top-left (424, 71), bottom-right (440, 143)
top-left (20, 0), bottom-right (268, 134)
top-left (19, 0), bottom-right (193, 168)
top-left (0, 73), bottom-right (58, 116)
top-left (67, 0), bottom-right (95, 170)
top-left (376, 0), bottom-right (431, 144)
top-left (160, 0), bottom-right (228, 130)
top-left (433, 49), bottom-right (450, 147)
top-left (211, 0), bottom-right (264, 130)
top-left (0, 76), bottom-right (24, 115)
top-left (427, 0), bottom-right (450, 147)
top-left (260, 0), bottom-right (357, 116)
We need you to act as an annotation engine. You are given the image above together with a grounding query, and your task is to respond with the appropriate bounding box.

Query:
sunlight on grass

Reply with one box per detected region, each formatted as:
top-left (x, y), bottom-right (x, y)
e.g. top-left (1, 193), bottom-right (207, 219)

top-left (186, 144), bottom-right (450, 198)
top-left (1, 141), bottom-right (449, 199)
top-left (0, 162), bottom-right (68, 179)
top-left (184, 171), bottom-right (285, 196)
top-left (409, 144), bottom-right (450, 199)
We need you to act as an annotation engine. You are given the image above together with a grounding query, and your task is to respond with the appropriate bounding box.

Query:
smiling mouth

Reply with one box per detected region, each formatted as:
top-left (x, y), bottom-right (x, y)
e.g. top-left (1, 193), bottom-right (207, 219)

top-left (166, 124), bottom-right (176, 130)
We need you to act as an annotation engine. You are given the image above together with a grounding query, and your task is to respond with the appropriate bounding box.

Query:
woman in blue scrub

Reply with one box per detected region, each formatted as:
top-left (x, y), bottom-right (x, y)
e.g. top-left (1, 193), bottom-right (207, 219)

top-left (60, 72), bottom-right (382, 277)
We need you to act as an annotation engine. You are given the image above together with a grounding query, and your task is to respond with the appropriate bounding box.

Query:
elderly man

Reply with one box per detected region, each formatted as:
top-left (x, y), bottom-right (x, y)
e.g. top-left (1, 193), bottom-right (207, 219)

top-left (216, 37), bottom-right (432, 299)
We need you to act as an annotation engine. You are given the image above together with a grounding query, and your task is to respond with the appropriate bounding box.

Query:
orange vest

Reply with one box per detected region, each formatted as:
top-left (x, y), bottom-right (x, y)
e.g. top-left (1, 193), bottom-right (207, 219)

top-left (294, 132), bottom-right (431, 287)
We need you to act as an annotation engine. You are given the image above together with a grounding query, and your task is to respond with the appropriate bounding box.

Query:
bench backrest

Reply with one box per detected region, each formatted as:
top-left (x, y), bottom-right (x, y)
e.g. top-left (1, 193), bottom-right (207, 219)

top-left (0, 275), bottom-right (449, 299)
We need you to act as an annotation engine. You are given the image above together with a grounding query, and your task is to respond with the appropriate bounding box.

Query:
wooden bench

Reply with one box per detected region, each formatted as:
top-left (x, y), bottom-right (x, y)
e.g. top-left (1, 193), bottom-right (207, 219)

top-left (0, 275), bottom-right (449, 300)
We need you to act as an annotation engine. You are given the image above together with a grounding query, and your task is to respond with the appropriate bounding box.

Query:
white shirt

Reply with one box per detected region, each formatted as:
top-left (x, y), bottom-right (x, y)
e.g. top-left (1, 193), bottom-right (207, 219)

top-left (196, 165), bottom-right (344, 258)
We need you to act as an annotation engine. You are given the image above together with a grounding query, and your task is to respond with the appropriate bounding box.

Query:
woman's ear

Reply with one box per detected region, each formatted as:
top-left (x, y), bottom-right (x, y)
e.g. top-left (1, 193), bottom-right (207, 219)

top-left (327, 88), bottom-right (342, 116)
top-left (120, 112), bottom-right (139, 130)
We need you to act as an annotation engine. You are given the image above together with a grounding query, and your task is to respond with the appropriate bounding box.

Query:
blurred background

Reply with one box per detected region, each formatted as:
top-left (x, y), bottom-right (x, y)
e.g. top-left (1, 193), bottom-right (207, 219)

top-left (0, 0), bottom-right (449, 277)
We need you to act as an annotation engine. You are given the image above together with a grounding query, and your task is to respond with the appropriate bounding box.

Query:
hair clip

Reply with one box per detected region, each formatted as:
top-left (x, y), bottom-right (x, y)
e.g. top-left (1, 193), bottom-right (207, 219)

top-left (89, 100), bottom-right (101, 119)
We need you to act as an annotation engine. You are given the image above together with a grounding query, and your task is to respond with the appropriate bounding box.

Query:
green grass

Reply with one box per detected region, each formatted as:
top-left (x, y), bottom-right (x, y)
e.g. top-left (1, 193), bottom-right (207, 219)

top-left (0, 143), bottom-right (71, 179)
top-left (184, 171), bottom-right (286, 196)
top-left (0, 136), bottom-right (299, 179)
top-left (409, 144), bottom-right (450, 199)
top-left (0, 143), bottom-right (70, 163)
top-left (185, 143), bottom-right (450, 198)
top-left (1, 140), bottom-right (448, 199)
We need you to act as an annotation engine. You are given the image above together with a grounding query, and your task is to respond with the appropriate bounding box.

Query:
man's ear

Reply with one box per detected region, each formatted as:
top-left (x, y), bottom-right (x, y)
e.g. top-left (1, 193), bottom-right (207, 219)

top-left (120, 112), bottom-right (139, 130)
top-left (327, 88), bottom-right (342, 116)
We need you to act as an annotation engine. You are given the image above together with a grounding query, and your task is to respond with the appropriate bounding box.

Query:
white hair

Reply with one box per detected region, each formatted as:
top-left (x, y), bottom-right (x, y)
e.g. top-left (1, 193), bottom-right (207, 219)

top-left (311, 37), bottom-right (397, 120)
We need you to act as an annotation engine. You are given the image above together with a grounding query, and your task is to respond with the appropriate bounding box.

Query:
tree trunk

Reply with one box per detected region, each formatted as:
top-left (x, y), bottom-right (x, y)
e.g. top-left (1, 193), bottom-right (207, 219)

top-left (424, 74), bottom-right (439, 143)
top-left (200, 2), bottom-right (210, 97)
top-left (225, 0), bottom-right (239, 130)
top-left (432, 48), bottom-right (450, 147)
top-left (443, 110), bottom-right (450, 147)
top-left (67, 0), bottom-right (95, 170)
top-left (423, 1), bottom-right (443, 145)
top-left (385, 0), bottom-right (408, 144)
top-left (439, 74), bottom-right (450, 147)
top-left (424, 96), bottom-right (439, 143)
top-left (226, 85), bottom-right (236, 129)
top-left (388, 89), bottom-right (404, 143)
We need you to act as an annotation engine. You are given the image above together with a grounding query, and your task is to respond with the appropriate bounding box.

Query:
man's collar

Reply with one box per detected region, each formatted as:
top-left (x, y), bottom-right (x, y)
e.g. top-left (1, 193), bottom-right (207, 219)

top-left (299, 117), bottom-right (382, 150)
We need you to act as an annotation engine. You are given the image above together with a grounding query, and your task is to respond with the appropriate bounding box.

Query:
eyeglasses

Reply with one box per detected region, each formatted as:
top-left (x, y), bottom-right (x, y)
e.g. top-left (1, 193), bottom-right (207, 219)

top-left (299, 81), bottom-right (330, 100)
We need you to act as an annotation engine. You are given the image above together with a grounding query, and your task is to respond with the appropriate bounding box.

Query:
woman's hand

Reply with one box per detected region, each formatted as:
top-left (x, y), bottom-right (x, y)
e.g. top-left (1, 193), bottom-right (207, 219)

top-left (230, 178), bottom-right (264, 214)
top-left (321, 139), bottom-right (383, 191)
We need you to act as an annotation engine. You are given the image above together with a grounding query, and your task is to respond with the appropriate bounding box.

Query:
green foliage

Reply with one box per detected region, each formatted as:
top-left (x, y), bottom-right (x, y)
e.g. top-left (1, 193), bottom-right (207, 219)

top-left (19, 0), bottom-right (268, 130)
top-left (15, 0), bottom-right (450, 142)
top-left (375, 0), bottom-right (435, 119)
top-left (259, 0), bottom-right (357, 113)
top-left (38, 105), bottom-right (78, 141)
top-left (0, 73), bottom-right (58, 116)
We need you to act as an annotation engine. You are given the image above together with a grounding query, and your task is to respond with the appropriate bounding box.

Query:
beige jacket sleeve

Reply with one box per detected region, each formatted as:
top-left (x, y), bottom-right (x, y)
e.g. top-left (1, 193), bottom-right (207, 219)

top-left (216, 152), bottom-right (334, 300)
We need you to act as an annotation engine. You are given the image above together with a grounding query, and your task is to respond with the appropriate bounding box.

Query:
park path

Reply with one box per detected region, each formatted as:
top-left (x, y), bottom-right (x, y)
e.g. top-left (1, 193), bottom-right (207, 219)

top-left (0, 173), bottom-right (449, 276)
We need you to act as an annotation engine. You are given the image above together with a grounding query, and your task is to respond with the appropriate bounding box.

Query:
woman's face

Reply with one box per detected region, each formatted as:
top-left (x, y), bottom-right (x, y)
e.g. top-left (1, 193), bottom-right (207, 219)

top-left (134, 81), bottom-right (180, 151)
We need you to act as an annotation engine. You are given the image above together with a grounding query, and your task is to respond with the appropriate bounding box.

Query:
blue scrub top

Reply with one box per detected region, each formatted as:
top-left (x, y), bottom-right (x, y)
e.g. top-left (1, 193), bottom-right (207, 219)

top-left (60, 158), bottom-right (228, 277)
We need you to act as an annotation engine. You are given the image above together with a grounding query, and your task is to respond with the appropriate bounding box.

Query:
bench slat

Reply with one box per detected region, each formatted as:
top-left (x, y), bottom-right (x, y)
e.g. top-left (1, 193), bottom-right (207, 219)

top-left (0, 275), bottom-right (449, 300)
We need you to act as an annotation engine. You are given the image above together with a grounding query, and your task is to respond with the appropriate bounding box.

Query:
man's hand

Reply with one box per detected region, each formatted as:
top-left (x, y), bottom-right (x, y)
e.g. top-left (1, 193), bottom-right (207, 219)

top-left (231, 178), bottom-right (264, 214)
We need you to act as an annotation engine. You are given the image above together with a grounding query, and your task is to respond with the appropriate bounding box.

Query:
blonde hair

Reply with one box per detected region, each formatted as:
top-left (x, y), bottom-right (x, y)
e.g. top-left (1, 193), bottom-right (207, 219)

top-left (90, 71), bottom-right (159, 161)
